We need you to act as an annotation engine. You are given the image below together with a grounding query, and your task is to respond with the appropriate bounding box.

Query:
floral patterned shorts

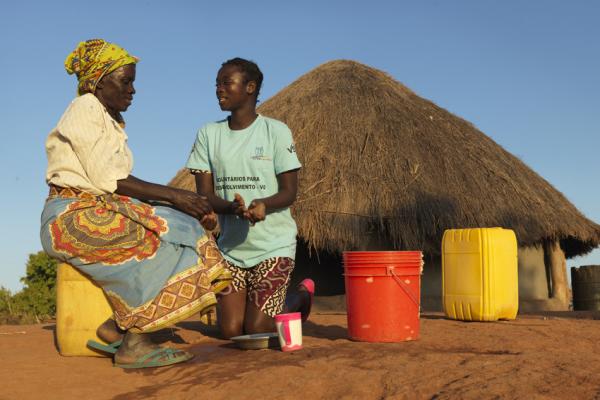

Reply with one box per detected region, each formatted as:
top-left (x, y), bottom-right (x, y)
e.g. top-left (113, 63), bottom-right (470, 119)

top-left (219, 257), bottom-right (295, 317)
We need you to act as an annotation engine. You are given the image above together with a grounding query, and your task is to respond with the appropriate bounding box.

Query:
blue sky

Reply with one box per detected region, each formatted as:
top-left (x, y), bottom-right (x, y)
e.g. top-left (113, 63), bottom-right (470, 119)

top-left (0, 1), bottom-right (598, 291)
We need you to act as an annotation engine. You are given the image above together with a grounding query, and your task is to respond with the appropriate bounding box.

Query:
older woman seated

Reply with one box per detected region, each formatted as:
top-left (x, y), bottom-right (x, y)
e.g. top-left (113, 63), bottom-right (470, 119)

top-left (40, 39), bottom-right (231, 369)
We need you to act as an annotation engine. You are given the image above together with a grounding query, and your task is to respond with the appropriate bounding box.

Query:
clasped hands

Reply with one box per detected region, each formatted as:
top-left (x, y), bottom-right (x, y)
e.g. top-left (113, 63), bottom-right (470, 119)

top-left (231, 193), bottom-right (266, 226)
top-left (201, 193), bottom-right (264, 230)
top-left (170, 190), bottom-right (265, 231)
top-left (169, 189), bottom-right (217, 231)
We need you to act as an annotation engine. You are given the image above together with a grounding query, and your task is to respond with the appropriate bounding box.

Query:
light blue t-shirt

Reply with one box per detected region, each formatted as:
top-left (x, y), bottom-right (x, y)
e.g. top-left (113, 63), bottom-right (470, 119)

top-left (186, 115), bottom-right (302, 268)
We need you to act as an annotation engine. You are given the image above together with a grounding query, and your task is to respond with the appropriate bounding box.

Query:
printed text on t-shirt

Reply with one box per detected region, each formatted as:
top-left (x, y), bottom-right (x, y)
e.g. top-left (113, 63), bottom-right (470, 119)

top-left (215, 176), bottom-right (267, 191)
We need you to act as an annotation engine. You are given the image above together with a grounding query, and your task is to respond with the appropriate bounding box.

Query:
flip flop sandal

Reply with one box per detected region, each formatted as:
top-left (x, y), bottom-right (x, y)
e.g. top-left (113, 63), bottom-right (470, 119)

top-left (87, 339), bottom-right (123, 355)
top-left (299, 278), bottom-right (315, 323)
top-left (114, 347), bottom-right (194, 369)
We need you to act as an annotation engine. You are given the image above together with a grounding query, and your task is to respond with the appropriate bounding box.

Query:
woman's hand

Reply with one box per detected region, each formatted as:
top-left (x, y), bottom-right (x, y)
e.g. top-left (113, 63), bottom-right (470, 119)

top-left (115, 176), bottom-right (214, 221)
top-left (230, 193), bottom-right (247, 218)
top-left (200, 212), bottom-right (218, 231)
top-left (170, 189), bottom-right (213, 221)
top-left (244, 200), bottom-right (266, 226)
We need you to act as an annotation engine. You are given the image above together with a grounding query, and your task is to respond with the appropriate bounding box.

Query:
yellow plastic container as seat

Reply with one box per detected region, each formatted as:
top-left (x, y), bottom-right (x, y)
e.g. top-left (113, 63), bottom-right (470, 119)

top-left (442, 228), bottom-right (518, 321)
top-left (56, 263), bottom-right (113, 356)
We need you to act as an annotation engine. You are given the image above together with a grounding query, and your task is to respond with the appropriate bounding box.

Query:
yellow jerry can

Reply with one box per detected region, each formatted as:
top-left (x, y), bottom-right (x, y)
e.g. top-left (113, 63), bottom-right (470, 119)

top-left (56, 263), bottom-right (113, 356)
top-left (442, 228), bottom-right (518, 321)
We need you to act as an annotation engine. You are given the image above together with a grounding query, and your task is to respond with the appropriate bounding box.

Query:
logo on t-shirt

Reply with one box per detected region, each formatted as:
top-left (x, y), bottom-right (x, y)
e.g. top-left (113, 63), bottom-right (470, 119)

top-left (287, 144), bottom-right (296, 153)
top-left (251, 146), bottom-right (272, 161)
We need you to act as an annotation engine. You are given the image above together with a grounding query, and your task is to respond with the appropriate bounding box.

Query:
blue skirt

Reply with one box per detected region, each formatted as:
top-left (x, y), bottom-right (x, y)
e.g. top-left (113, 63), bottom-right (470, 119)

top-left (40, 186), bottom-right (231, 332)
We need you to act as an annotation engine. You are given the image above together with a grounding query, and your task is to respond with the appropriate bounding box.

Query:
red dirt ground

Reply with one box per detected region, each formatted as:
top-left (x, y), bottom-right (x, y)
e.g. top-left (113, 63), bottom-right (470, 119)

top-left (2, 310), bottom-right (600, 400)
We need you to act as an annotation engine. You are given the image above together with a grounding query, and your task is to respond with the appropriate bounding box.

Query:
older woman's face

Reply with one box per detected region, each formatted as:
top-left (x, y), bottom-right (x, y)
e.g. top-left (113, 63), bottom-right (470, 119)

top-left (96, 64), bottom-right (136, 113)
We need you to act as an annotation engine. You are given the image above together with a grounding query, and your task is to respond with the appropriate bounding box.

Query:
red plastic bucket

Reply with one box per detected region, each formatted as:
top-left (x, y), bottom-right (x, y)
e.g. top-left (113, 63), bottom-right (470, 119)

top-left (344, 251), bottom-right (423, 342)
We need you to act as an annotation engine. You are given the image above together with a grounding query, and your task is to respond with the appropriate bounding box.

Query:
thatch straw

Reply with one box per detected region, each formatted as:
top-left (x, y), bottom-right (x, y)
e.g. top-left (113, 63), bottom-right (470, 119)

top-left (170, 60), bottom-right (600, 258)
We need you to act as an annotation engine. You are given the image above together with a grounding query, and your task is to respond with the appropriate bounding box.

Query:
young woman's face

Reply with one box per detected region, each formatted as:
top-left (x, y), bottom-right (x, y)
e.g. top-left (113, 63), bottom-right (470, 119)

top-left (96, 64), bottom-right (136, 113)
top-left (215, 65), bottom-right (255, 111)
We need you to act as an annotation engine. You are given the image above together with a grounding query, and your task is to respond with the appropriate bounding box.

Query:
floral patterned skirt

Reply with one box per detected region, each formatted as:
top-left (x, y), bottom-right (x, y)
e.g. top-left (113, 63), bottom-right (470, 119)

top-left (40, 186), bottom-right (231, 333)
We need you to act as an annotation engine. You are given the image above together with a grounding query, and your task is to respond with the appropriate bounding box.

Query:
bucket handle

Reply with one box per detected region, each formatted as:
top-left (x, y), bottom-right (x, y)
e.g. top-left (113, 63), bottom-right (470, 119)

top-left (387, 266), bottom-right (419, 307)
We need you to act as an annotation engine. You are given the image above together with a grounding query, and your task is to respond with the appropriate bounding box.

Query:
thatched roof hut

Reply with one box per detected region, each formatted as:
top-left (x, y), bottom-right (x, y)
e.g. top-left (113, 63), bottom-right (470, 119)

top-left (170, 60), bottom-right (600, 259)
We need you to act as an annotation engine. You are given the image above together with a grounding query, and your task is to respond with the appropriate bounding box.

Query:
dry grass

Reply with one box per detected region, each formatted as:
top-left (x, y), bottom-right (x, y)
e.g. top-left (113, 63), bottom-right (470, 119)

top-left (169, 60), bottom-right (600, 258)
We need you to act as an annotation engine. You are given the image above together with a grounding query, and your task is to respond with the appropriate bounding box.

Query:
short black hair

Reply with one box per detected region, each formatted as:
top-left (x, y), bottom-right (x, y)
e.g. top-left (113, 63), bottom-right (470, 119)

top-left (221, 57), bottom-right (263, 100)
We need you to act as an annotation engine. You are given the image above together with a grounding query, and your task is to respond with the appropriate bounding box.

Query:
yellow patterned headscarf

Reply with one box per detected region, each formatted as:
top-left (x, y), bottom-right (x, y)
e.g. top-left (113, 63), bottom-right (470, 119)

top-left (65, 39), bottom-right (139, 95)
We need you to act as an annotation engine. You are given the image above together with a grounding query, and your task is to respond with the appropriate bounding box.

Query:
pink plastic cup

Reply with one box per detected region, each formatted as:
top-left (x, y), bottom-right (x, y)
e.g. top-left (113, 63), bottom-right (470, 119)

top-left (274, 312), bottom-right (303, 352)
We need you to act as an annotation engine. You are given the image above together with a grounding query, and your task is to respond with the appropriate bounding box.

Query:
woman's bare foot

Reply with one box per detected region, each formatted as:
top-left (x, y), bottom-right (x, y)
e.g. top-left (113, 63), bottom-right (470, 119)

top-left (96, 318), bottom-right (125, 344)
top-left (285, 279), bottom-right (314, 322)
top-left (296, 286), bottom-right (312, 322)
top-left (113, 331), bottom-right (193, 368)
